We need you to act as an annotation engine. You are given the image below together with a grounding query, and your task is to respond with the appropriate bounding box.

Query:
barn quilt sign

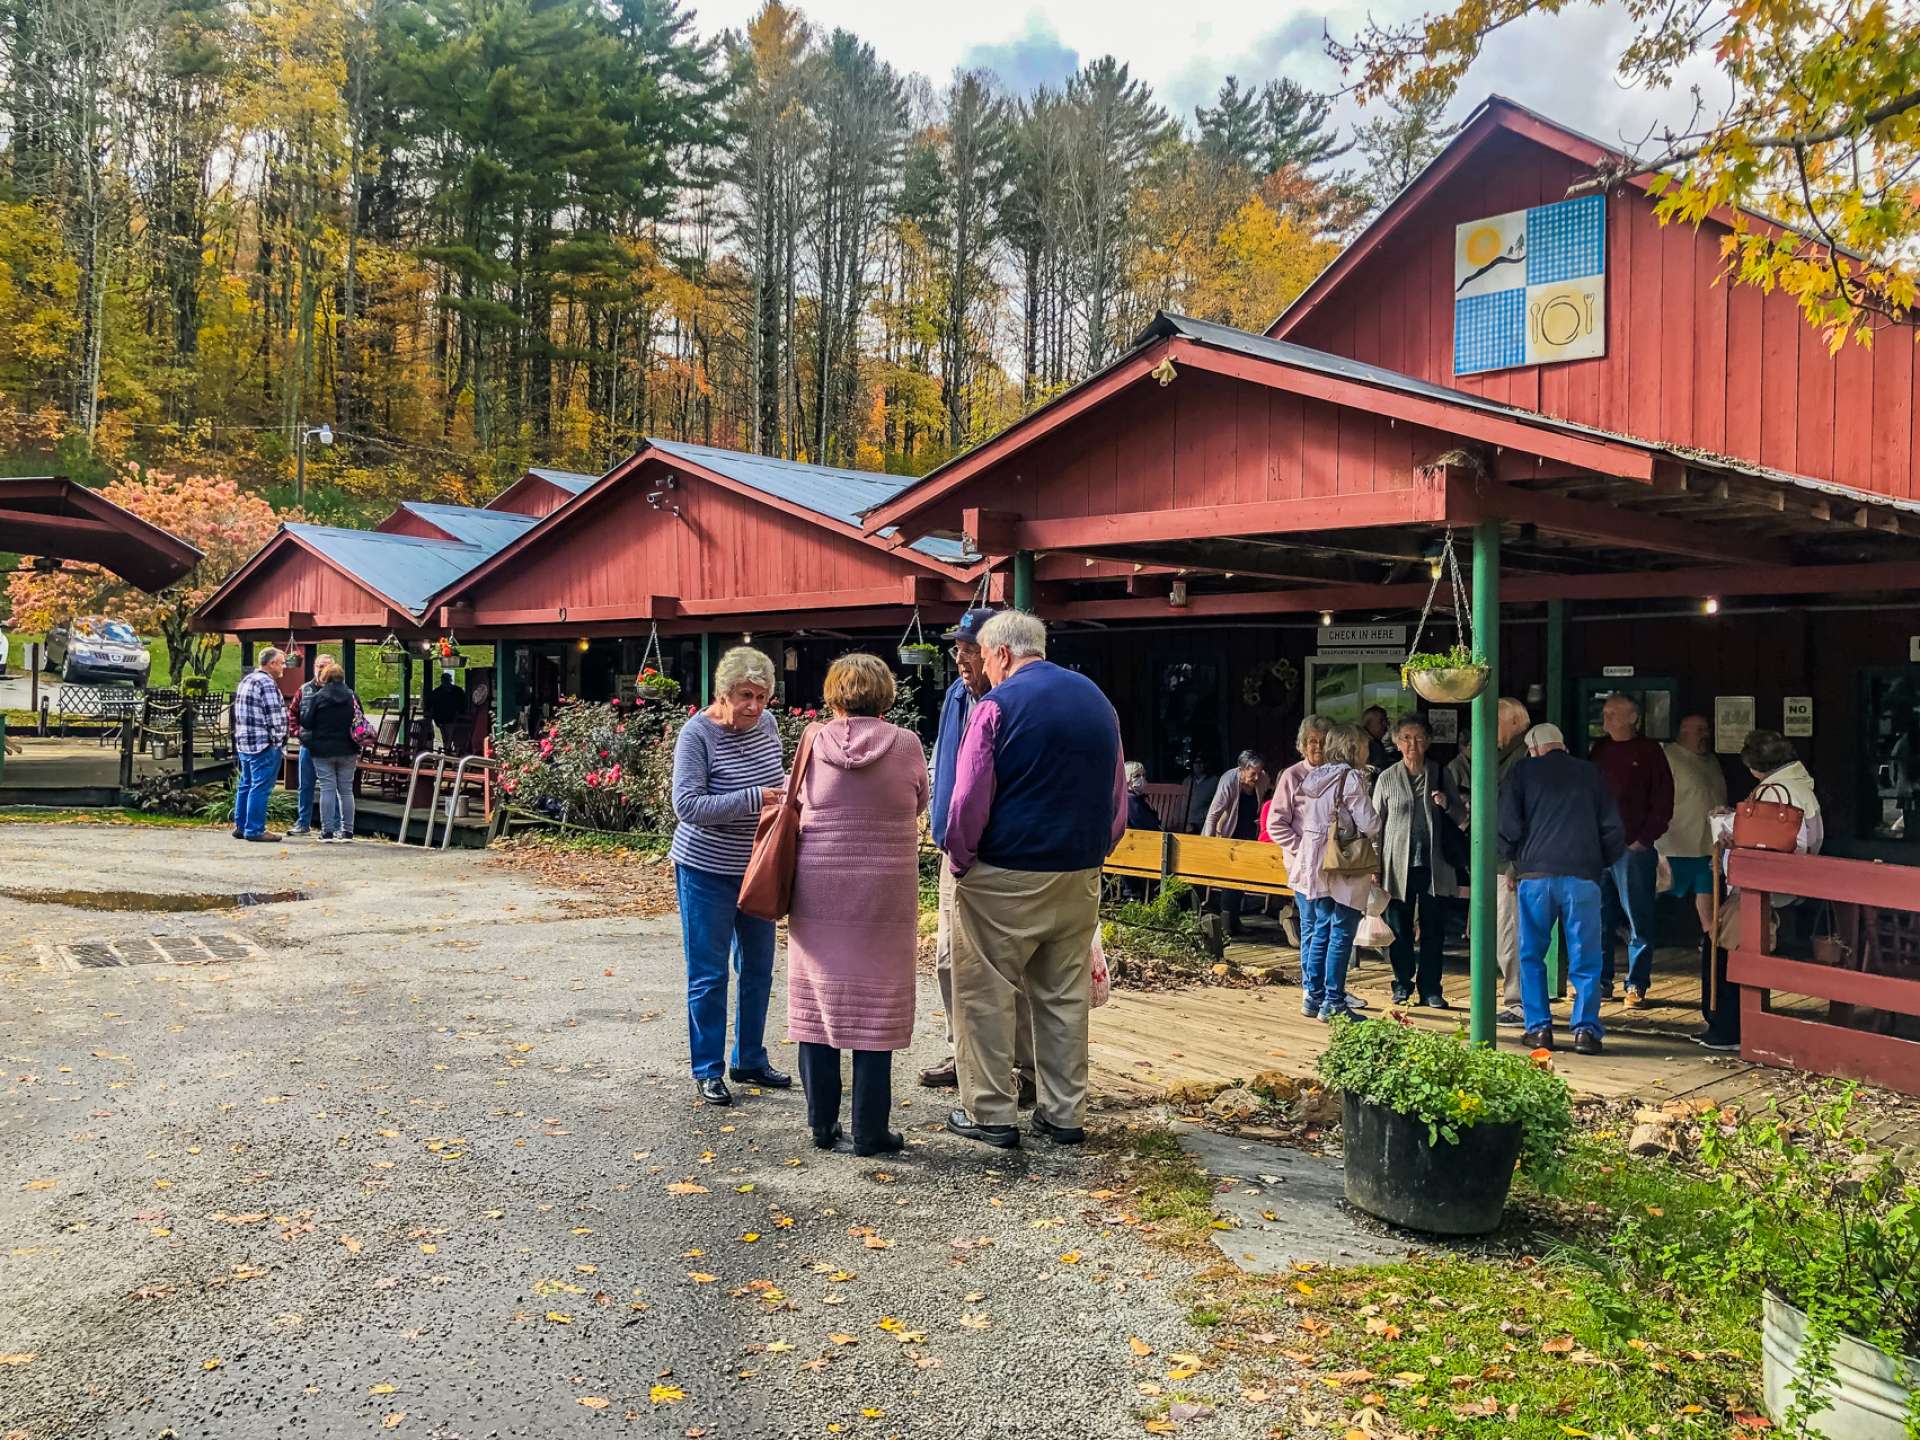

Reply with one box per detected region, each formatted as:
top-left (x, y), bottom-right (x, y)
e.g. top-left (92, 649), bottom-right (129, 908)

top-left (1453, 193), bottom-right (1606, 376)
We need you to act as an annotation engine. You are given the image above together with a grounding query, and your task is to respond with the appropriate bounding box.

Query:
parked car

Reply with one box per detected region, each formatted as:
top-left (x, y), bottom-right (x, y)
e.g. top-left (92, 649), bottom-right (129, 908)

top-left (45, 616), bottom-right (153, 687)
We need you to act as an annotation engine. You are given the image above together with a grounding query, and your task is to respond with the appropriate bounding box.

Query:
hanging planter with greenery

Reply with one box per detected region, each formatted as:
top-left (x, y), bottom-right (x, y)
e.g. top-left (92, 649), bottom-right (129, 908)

top-left (1401, 527), bottom-right (1489, 702)
top-left (896, 609), bottom-right (937, 668)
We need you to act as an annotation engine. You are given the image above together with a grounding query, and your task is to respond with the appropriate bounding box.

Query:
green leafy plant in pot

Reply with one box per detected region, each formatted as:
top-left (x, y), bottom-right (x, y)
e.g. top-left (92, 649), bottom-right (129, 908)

top-left (1696, 1089), bottom-right (1920, 1440)
top-left (897, 641), bottom-right (939, 668)
top-left (1317, 1016), bottom-right (1571, 1234)
top-left (1402, 644), bottom-right (1490, 703)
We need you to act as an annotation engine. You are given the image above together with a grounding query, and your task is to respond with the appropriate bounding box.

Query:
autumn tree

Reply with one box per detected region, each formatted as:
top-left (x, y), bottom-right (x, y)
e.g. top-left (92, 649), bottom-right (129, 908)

top-left (4, 472), bottom-right (280, 682)
top-left (1330, 0), bottom-right (1920, 346)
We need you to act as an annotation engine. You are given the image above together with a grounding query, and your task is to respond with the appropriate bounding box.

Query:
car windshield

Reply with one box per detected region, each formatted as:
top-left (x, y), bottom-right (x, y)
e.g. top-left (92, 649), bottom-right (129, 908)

top-left (77, 618), bottom-right (139, 645)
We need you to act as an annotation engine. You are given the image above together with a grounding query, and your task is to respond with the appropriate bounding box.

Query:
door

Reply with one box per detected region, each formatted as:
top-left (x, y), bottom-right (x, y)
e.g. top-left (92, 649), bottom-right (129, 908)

top-left (1860, 666), bottom-right (1920, 844)
top-left (1574, 675), bottom-right (1678, 753)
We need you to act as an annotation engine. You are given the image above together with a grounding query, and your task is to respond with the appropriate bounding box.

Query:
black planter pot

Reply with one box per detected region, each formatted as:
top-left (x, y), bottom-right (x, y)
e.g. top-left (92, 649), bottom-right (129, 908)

top-left (1341, 1092), bottom-right (1522, 1236)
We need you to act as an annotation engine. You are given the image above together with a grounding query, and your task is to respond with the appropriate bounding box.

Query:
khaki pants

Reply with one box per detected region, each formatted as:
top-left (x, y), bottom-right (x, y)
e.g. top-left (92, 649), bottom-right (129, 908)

top-left (952, 861), bottom-right (1099, 1128)
top-left (1496, 880), bottom-right (1523, 1006)
top-left (937, 864), bottom-right (1032, 1075)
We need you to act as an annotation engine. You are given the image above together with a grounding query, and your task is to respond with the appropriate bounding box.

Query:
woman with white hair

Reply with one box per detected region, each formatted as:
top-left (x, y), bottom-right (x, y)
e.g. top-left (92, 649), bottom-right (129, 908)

top-left (1276, 722), bottom-right (1381, 1020)
top-left (671, 644), bottom-right (791, 1107)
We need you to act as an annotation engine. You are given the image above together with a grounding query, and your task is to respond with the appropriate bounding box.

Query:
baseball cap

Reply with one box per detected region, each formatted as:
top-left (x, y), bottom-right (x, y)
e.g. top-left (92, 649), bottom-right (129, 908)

top-left (942, 607), bottom-right (997, 643)
top-left (1524, 722), bottom-right (1565, 748)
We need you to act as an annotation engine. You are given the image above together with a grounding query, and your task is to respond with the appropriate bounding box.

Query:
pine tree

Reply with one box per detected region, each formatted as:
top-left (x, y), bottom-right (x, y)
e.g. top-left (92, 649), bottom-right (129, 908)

top-left (1196, 75), bottom-right (1264, 173)
top-left (1260, 79), bottom-right (1350, 173)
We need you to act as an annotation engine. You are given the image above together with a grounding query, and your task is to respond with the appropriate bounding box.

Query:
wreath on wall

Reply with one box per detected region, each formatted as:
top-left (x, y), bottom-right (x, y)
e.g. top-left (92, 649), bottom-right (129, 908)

top-left (1241, 658), bottom-right (1300, 708)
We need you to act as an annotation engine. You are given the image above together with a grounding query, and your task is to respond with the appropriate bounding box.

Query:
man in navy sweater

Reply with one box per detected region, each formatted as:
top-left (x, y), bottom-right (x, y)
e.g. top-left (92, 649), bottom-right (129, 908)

top-left (1498, 723), bottom-right (1626, 1055)
top-left (921, 608), bottom-right (1033, 1101)
top-left (944, 611), bottom-right (1127, 1149)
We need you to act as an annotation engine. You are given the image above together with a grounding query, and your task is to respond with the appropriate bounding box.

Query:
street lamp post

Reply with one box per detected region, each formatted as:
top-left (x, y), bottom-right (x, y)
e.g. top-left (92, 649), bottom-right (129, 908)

top-left (295, 422), bottom-right (334, 504)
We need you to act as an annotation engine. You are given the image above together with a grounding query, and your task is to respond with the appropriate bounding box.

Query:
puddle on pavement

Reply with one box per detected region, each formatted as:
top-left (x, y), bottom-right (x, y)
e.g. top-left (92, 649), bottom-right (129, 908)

top-left (0, 888), bottom-right (311, 913)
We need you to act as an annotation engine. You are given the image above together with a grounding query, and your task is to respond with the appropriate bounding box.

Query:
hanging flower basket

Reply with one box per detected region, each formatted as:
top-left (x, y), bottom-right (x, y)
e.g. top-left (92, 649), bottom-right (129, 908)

top-left (1405, 658), bottom-right (1490, 703)
top-left (636, 667), bottom-right (680, 704)
top-left (898, 643), bottom-right (938, 668)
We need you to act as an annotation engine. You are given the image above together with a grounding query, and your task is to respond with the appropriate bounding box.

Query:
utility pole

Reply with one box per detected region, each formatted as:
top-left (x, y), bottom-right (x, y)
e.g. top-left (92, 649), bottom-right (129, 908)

top-left (295, 422), bottom-right (334, 505)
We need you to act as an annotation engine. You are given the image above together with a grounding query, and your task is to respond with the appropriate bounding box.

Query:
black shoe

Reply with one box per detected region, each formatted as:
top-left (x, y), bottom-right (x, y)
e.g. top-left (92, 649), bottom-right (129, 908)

top-left (812, 1123), bottom-right (847, 1151)
top-left (1390, 986), bottom-right (1412, 1005)
top-left (729, 1065), bottom-right (792, 1089)
top-left (245, 832), bottom-right (283, 843)
top-left (232, 827), bottom-right (244, 839)
top-left (1420, 993), bottom-right (1450, 1010)
top-left (946, 1109), bottom-right (1020, 1149)
top-left (1017, 1074), bottom-right (1038, 1109)
top-left (853, 1130), bottom-right (905, 1158)
top-left (1522, 1027), bottom-right (1555, 1051)
top-left (1031, 1114), bottom-right (1087, 1146)
top-left (1691, 1030), bottom-right (1740, 1053)
top-left (696, 1077), bottom-right (732, 1107)
top-left (1573, 1030), bottom-right (1604, 1056)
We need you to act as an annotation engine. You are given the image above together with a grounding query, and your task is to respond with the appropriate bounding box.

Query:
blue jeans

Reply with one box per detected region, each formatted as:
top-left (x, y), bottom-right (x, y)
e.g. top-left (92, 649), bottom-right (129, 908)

top-left (1601, 846), bottom-right (1659, 993)
top-left (233, 745), bottom-right (283, 838)
top-left (1301, 896), bottom-right (1361, 1017)
top-left (1518, 875), bottom-right (1604, 1037)
top-left (675, 864), bottom-right (776, 1081)
top-left (296, 745), bottom-right (316, 829)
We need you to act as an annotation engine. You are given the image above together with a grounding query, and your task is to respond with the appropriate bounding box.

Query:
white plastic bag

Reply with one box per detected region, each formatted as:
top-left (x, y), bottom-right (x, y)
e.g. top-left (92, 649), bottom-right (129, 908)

top-left (1090, 926), bottom-right (1112, 1008)
top-left (1354, 913), bottom-right (1395, 951)
top-left (1363, 880), bottom-right (1390, 918)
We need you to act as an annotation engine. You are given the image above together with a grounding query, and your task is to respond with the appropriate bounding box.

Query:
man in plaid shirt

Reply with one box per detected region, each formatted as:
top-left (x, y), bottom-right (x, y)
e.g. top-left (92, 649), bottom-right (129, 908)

top-left (232, 648), bottom-right (290, 841)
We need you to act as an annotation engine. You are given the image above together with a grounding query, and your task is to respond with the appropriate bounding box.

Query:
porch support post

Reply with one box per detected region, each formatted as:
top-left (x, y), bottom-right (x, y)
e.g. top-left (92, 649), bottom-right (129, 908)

top-left (494, 641), bottom-right (514, 735)
top-left (1012, 550), bottom-right (1036, 612)
top-left (1469, 518), bottom-right (1502, 1046)
top-left (241, 637), bottom-right (255, 669)
top-left (342, 640), bottom-right (356, 691)
top-left (699, 631), bottom-right (712, 706)
top-left (1545, 598), bottom-right (1567, 731)
top-left (401, 653), bottom-right (413, 717)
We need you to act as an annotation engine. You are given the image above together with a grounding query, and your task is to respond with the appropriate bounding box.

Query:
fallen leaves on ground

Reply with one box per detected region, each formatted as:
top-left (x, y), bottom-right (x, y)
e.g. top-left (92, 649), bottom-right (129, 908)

top-left (382, 1414), bottom-right (405, 1429)
top-left (487, 837), bottom-right (678, 917)
top-left (648, 1384), bottom-right (685, 1406)
top-left (577, 1397), bottom-right (611, 1410)
top-left (667, 1182), bottom-right (708, 1196)
top-left (0, 1354), bottom-right (36, 1366)
top-left (1128, 1337), bottom-right (1152, 1357)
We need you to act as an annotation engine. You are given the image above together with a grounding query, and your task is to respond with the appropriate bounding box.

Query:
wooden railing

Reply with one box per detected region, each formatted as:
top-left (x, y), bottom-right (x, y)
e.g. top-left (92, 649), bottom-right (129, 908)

top-left (1725, 849), bottom-right (1920, 1098)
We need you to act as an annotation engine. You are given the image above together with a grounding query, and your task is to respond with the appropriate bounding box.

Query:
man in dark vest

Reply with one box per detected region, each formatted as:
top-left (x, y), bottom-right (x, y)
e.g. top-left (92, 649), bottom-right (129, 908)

top-left (943, 611), bottom-right (1127, 1150)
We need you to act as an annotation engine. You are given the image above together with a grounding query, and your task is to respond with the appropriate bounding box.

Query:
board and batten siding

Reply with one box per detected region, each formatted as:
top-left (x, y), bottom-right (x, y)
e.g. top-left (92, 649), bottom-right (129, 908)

top-left (1272, 125), bottom-right (1919, 501)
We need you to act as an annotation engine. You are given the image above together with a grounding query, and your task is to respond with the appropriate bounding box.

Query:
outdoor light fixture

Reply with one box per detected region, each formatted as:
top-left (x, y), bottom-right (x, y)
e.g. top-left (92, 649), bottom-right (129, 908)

top-left (1428, 558), bottom-right (1443, 579)
top-left (1703, 596), bottom-right (1721, 615)
top-left (1320, 610), bottom-right (1334, 627)
top-left (577, 637), bottom-right (590, 652)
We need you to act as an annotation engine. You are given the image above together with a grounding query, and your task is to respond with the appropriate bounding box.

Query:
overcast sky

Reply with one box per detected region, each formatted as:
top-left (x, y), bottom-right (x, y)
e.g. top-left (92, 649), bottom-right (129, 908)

top-left (692, 0), bottom-right (1718, 153)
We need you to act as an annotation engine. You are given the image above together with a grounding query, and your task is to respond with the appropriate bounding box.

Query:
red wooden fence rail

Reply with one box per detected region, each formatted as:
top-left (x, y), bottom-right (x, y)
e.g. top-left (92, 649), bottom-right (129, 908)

top-left (1725, 850), bottom-right (1920, 1099)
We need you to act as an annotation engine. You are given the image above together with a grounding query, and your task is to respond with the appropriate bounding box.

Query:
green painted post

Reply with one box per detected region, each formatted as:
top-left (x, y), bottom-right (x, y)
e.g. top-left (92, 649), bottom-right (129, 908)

top-left (1012, 550), bottom-right (1036, 612)
top-left (1469, 518), bottom-right (1502, 1046)
top-left (494, 641), bottom-right (513, 735)
top-left (699, 632), bottom-right (712, 706)
top-left (342, 640), bottom-right (357, 691)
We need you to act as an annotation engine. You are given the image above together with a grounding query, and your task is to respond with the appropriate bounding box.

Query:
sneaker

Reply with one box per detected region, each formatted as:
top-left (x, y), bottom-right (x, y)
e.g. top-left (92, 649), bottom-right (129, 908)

top-left (1419, 993), bottom-right (1450, 1010)
top-left (1301, 999), bottom-right (1321, 1019)
top-left (318, 832), bottom-right (337, 843)
top-left (1318, 1005), bottom-right (1354, 1023)
top-left (1624, 988), bottom-right (1646, 1009)
top-left (288, 826), bottom-right (311, 837)
top-left (1573, 1030), bottom-right (1604, 1056)
top-left (1343, 992), bottom-right (1370, 1011)
top-left (1390, 986), bottom-right (1412, 1005)
top-left (244, 832), bottom-right (282, 843)
top-left (1522, 1027), bottom-right (1555, 1051)
top-left (1691, 1030), bottom-right (1740, 1053)
top-left (1496, 1007), bottom-right (1527, 1028)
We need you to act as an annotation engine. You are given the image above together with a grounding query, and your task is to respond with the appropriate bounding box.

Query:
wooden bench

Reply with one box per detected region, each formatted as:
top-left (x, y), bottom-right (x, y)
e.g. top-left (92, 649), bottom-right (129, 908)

top-left (1104, 828), bottom-right (1294, 956)
top-left (1137, 781), bottom-right (1194, 833)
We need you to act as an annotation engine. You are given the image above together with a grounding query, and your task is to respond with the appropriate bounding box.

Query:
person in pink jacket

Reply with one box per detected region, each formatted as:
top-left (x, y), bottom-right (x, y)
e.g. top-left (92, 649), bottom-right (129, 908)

top-left (1271, 722), bottom-right (1381, 1020)
top-left (785, 653), bottom-right (930, 1156)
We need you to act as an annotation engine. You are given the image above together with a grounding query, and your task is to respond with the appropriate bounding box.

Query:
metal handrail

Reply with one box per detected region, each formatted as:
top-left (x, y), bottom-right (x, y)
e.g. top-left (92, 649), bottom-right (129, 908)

top-left (398, 751), bottom-right (450, 847)
top-left (440, 755), bottom-right (498, 849)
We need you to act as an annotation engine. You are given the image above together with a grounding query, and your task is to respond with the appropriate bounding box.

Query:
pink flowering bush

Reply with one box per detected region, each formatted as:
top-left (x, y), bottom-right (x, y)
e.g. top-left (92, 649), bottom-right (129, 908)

top-left (494, 696), bottom-right (685, 833)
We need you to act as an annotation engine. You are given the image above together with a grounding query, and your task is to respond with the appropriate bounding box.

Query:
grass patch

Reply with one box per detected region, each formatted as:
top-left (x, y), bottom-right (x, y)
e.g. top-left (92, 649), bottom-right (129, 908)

top-left (12, 633), bottom-right (495, 698)
top-left (1109, 1127), bottom-right (1768, 1439)
top-left (0, 806), bottom-right (213, 828)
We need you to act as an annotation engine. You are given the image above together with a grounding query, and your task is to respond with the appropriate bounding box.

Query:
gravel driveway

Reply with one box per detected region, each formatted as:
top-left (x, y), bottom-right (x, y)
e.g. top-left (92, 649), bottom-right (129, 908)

top-left (0, 823), bottom-right (1282, 1438)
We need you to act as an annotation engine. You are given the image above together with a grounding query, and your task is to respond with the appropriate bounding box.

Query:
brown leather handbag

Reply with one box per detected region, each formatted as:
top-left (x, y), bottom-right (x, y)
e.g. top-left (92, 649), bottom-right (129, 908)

top-left (737, 724), bottom-right (818, 921)
top-left (1731, 781), bottom-right (1803, 852)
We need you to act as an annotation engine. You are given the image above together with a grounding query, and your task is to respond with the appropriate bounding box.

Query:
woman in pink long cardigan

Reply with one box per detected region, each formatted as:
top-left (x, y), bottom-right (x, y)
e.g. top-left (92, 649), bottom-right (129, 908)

top-left (785, 653), bottom-right (929, 1156)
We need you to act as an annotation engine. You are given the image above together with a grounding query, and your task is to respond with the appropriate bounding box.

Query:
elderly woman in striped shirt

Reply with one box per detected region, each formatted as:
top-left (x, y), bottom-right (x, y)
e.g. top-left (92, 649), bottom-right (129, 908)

top-left (671, 645), bottom-right (792, 1107)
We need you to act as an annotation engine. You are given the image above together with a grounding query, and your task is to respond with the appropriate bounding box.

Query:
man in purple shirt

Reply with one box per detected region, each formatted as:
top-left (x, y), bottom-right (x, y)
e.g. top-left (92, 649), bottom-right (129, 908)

top-left (944, 611), bottom-right (1127, 1150)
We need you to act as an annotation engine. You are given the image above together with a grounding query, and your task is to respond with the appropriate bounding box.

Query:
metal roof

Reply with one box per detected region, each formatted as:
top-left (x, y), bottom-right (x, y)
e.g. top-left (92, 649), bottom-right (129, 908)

top-left (528, 467), bottom-right (598, 494)
top-left (646, 438), bottom-right (969, 563)
top-left (285, 524), bottom-right (488, 618)
top-left (397, 501), bottom-right (541, 552)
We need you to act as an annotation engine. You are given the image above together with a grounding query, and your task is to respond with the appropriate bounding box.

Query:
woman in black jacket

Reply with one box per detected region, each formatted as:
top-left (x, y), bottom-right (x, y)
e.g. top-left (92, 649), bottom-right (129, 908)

top-left (298, 657), bottom-right (361, 842)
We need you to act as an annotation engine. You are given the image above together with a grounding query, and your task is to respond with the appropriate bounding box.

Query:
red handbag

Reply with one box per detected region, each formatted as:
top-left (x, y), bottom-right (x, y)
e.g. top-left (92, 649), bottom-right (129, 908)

top-left (737, 724), bottom-right (818, 921)
top-left (1731, 781), bottom-right (1803, 852)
